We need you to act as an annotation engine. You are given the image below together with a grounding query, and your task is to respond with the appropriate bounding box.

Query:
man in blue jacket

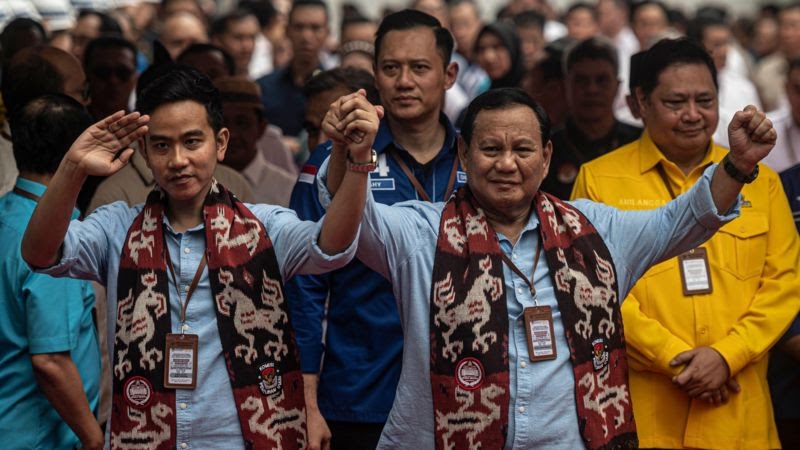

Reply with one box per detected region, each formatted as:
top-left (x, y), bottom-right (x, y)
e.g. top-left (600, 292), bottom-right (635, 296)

top-left (286, 9), bottom-right (465, 450)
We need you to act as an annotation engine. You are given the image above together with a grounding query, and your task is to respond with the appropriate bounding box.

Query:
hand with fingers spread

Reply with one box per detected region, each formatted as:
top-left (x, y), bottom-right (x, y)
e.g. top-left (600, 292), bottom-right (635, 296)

top-left (670, 346), bottom-right (731, 398)
top-left (727, 105), bottom-right (777, 173)
top-left (65, 110), bottom-right (150, 177)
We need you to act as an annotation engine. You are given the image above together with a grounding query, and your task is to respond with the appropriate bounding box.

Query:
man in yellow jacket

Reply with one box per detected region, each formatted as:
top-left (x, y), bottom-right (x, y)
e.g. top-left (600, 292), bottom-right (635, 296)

top-left (572, 37), bottom-right (800, 449)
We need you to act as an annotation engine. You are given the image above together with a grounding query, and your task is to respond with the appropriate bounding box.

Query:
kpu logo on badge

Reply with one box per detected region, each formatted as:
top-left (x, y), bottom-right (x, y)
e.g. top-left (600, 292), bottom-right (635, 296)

top-left (591, 337), bottom-right (609, 371)
top-left (124, 376), bottom-right (153, 408)
top-left (258, 362), bottom-right (282, 396)
top-left (455, 357), bottom-right (484, 390)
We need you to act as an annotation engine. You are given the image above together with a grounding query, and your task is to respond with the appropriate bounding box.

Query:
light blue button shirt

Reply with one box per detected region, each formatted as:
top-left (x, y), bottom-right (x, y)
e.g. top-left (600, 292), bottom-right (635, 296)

top-left (317, 163), bottom-right (739, 450)
top-left (40, 201), bottom-right (357, 449)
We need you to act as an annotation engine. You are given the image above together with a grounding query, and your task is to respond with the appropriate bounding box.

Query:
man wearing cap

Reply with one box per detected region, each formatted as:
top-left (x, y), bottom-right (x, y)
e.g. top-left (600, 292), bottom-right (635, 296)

top-left (215, 75), bottom-right (296, 207)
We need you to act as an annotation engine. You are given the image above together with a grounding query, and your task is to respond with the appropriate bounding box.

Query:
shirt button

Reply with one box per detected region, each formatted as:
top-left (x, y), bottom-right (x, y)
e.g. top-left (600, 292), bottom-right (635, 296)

top-left (518, 406), bottom-right (526, 413)
top-left (184, 247), bottom-right (191, 254)
top-left (512, 252), bottom-right (518, 259)
top-left (520, 361), bottom-right (527, 368)
top-left (180, 402), bottom-right (188, 409)
top-left (180, 443), bottom-right (188, 449)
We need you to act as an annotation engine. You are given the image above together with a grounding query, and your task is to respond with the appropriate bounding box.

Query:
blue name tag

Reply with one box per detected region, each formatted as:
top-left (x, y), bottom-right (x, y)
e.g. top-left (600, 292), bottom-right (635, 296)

top-left (370, 178), bottom-right (396, 190)
top-left (457, 171), bottom-right (467, 184)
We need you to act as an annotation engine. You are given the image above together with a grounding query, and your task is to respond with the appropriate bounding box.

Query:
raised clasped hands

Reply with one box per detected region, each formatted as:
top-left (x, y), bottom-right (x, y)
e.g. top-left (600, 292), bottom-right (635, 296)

top-left (321, 89), bottom-right (384, 161)
top-left (65, 110), bottom-right (150, 177)
top-left (727, 105), bottom-right (777, 173)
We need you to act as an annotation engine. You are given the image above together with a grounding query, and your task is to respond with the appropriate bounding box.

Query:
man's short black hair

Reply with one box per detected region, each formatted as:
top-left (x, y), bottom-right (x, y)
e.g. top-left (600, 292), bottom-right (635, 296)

top-left (176, 43), bottom-right (237, 76)
top-left (340, 10), bottom-right (373, 38)
top-left (77, 9), bottom-right (124, 36)
top-left (512, 10), bottom-right (546, 31)
top-left (303, 67), bottom-right (380, 105)
top-left (686, 16), bottom-right (728, 47)
top-left (11, 94), bottom-right (93, 174)
top-left (630, 0), bottom-right (669, 23)
top-left (564, 36), bottom-right (619, 74)
top-left (1, 48), bottom-right (64, 117)
top-left (374, 9), bottom-right (453, 67)
top-left (565, 2), bottom-right (599, 21)
top-left (289, 0), bottom-right (329, 23)
top-left (638, 38), bottom-right (717, 97)
top-left (0, 17), bottom-right (47, 64)
top-left (210, 9), bottom-right (256, 38)
top-left (628, 50), bottom-right (645, 91)
top-left (461, 87), bottom-right (551, 147)
top-left (136, 65), bottom-right (224, 133)
top-left (84, 36), bottom-right (138, 68)
top-left (239, 0), bottom-right (278, 28)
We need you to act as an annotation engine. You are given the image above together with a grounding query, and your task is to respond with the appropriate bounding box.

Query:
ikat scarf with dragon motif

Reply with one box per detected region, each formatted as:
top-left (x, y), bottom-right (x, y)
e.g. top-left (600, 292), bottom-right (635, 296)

top-left (110, 180), bottom-right (306, 449)
top-left (430, 187), bottom-right (637, 449)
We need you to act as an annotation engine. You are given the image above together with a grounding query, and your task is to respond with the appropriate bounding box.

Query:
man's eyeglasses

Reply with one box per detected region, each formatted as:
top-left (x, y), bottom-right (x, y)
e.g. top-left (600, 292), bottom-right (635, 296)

top-left (91, 66), bottom-right (134, 81)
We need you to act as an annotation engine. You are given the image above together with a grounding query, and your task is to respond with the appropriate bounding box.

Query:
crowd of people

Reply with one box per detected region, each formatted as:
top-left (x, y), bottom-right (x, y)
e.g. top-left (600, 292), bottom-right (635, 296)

top-left (0, 0), bottom-right (799, 449)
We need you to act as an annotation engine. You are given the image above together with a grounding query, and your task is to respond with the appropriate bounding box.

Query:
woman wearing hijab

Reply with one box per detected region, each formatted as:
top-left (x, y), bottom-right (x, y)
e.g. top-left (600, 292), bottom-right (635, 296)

top-left (474, 22), bottom-right (525, 89)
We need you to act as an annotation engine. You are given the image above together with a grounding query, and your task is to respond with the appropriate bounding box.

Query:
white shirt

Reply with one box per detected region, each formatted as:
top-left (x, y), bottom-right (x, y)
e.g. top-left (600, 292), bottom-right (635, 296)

top-left (763, 110), bottom-right (800, 173)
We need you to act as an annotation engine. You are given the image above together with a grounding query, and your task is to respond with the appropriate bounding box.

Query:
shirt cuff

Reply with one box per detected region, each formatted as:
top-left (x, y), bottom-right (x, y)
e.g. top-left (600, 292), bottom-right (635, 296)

top-left (710, 334), bottom-right (749, 376)
top-left (316, 157), bottom-right (334, 209)
top-left (654, 338), bottom-right (693, 376)
top-left (689, 163), bottom-right (741, 228)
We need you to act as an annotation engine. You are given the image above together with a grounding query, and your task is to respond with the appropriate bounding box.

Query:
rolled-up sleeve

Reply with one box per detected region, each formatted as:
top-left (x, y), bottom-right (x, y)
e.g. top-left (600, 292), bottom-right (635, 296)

top-left (250, 204), bottom-right (358, 280)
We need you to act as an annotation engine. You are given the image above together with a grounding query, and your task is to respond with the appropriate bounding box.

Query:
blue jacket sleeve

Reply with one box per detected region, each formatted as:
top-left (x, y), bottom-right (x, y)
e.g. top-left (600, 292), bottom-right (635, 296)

top-left (285, 152), bottom-right (331, 374)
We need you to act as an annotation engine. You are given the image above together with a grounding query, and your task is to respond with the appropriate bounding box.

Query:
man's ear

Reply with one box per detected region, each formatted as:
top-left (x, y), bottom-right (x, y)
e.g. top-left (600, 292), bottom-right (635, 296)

top-left (444, 61), bottom-right (459, 90)
top-left (457, 135), bottom-right (468, 170)
top-left (257, 117), bottom-right (268, 137)
top-left (138, 138), bottom-right (150, 169)
top-left (634, 86), bottom-right (648, 116)
top-left (216, 128), bottom-right (230, 161)
top-left (541, 139), bottom-right (553, 179)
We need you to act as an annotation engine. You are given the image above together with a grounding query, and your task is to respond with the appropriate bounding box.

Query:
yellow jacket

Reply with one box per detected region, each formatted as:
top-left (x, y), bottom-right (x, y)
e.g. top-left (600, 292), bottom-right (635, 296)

top-left (571, 131), bottom-right (800, 449)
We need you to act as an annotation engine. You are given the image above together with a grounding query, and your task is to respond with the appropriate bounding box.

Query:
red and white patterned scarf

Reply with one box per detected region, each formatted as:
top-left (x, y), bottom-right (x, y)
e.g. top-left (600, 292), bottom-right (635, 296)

top-left (110, 180), bottom-right (306, 449)
top-left (430, 187), bottom-right (637, 449)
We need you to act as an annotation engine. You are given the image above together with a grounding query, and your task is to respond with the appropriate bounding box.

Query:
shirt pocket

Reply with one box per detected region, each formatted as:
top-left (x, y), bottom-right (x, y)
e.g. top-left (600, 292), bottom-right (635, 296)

top-left (714, 213), bottom-right (769, 280)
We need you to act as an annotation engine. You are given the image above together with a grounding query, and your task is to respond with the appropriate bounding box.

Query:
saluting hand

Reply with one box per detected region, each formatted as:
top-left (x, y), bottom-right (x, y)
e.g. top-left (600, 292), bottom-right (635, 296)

top-left (65, 110), bottom-right (150, 177)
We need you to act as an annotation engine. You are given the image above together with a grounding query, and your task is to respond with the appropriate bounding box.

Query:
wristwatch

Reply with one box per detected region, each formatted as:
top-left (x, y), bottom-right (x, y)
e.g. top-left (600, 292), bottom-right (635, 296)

top-left (722, 154), bottom-right (759, 184)
top-left (347, 149), bottom-right (378, 173)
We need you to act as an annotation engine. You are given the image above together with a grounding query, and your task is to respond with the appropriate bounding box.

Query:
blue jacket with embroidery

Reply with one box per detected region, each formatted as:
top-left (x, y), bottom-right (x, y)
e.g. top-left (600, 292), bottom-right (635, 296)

top-left (285, 116), bottom-right (465, 422)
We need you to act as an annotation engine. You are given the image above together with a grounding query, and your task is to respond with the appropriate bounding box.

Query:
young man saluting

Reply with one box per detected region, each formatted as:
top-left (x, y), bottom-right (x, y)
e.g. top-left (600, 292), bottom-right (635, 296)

top-left (21, 66), bottom-right (381, 450)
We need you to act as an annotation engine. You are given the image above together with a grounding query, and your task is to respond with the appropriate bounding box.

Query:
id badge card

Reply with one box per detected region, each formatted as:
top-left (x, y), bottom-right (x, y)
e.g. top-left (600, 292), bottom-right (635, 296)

top-left (678, 247), bottom-right (713, 295)
top-left (164, 333), bottom-right (198, 389)
top-left (523, 306), bottom-right (557, 362)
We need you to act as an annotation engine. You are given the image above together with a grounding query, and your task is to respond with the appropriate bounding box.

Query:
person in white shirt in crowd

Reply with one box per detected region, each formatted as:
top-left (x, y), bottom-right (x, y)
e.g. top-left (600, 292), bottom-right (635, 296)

top-left (755, 3), bottom-right (800, 112)
top-left (210, 9), bottom-right (260, 77)
top-left (564, 2), bottom-right (600, 42)
top-left (765, 58), bottom-right (800, 172)
top-left (688, 15), bottom-right (762, 149)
